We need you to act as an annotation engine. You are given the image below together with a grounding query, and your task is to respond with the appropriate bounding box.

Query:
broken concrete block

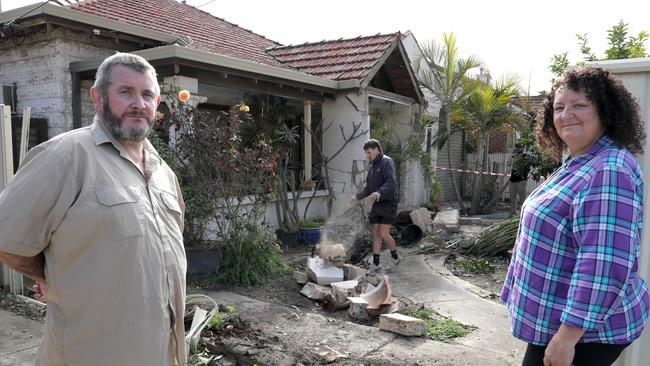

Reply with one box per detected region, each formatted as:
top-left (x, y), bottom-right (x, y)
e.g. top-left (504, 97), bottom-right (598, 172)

top-left (344, 264), bottom-right (366, 281)
top-left (379, 313), bottom-right (425, 337)
top-left (409, 207), bottom-right (432, 234)
top-left (293, 270), bottom-right (309, 285)
top-left (433, 208), bottom-right (460, 233)
top-left (331, 280), bottom-right (359, 303)
top-left (347, 297), bottom-right (369, 320)
top-left (368, 299), bottom-right (397, 317)
top-left (361, 275), bottom-right (392, 310)
top-left (300, 283), bottom-right (331, 300)
top-left (307, 257), bottom-right (344, 286)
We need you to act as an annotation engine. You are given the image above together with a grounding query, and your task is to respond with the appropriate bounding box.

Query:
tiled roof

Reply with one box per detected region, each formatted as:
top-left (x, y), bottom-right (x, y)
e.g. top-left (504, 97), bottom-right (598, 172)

top-left (69, 0), bottom-right (282, 66)
top-left (511, 95), bottom-right (545, 116)
top-left (266, 34), bottom-right (399, 81)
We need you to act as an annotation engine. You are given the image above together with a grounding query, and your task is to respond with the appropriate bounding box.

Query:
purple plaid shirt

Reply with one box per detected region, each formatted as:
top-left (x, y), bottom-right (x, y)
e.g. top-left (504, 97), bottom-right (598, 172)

top-left (501, 135), bottom-right (649, 345)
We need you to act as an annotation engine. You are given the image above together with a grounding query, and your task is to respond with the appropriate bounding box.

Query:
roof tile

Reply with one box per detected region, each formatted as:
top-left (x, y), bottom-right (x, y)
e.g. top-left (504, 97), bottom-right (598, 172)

top-left (69, 0), bottom-right (282, 65)
top-left (266, 34), bottom-right (399, 80)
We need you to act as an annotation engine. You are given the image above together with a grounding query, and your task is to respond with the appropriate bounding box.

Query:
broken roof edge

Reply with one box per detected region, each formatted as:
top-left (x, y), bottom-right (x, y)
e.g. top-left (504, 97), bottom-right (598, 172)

top-left (0, 3), bottom-right (178, 43)
top-left (70, 45), bottom-right (362, 91)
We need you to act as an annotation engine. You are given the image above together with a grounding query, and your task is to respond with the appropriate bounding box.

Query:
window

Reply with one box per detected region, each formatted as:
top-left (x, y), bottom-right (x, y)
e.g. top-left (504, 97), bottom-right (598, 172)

top-left (1, 84), bottom-right (16, 111)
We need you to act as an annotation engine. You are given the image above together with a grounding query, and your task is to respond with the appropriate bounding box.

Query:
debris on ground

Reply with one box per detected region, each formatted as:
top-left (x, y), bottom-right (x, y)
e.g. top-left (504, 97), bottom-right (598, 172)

top-left (464, 217), bottom-right (519, 257)
top-left (293, 270), bottom-right (309, 285)
top-left (307, 257), bottom-right (344, 285)
top-left (433, 208), bottom-right (460, 233)
top-left (409, 207), bottom-right (433, 234)
top-left (300, 282), bottom-right (331, 300)
top-left (347, 297), bottom-right (369, 320)
top-left (379, 313), bottom-right (425, 337)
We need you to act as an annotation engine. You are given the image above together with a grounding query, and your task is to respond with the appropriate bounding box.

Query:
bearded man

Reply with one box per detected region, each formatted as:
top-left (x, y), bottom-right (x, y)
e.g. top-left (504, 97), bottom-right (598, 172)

top-left (0, 53), bottom-right (187, 366)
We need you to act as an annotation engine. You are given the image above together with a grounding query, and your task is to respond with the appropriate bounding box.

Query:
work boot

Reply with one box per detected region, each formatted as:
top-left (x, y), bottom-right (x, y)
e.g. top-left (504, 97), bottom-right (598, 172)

top-left (386, 255), bottom-right (402, 273)
top-left (367, 264), bottom-right (382, 276)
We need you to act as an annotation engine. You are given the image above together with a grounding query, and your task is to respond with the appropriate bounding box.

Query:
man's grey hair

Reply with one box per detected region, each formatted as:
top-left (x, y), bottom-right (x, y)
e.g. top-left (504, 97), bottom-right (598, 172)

top-left (93, 53), bottom-right (160, 96)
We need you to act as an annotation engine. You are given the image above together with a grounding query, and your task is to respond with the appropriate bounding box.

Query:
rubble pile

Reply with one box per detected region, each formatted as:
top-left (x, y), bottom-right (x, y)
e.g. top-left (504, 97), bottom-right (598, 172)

top-left (294, 244), bottom-right (424, 338)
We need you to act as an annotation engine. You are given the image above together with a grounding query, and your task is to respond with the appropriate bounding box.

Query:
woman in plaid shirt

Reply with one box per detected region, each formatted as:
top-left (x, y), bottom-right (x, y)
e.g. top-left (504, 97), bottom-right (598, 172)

top-left (501, 67), bottom-right (649, 366)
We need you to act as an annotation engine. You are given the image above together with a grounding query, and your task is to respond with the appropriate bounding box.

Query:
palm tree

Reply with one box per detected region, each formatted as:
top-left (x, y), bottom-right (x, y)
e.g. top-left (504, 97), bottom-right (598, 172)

top-left (455, 73), bottom-right (523, 214)
top-left (415, 32), bottom-right (482, 212)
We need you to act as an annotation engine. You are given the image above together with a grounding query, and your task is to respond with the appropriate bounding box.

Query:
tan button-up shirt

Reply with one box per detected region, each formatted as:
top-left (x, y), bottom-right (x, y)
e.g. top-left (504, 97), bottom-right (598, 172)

top-left (0, 117), bottom-right (187, 366)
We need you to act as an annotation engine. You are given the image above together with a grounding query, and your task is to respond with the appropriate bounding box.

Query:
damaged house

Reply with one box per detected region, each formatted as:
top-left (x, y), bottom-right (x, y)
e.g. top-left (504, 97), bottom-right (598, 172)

top-left (0, 0), bottom-right (435, 288)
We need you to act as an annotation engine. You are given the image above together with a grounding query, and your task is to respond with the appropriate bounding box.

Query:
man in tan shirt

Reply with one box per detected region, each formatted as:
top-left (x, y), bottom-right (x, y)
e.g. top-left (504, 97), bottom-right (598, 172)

top-left (0, 53), bottom-right (187, 365)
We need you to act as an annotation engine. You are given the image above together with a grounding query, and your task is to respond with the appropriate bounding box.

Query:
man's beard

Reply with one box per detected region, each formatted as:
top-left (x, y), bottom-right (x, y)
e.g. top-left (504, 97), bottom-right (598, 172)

top-left (101, 97), bottom-right (154, 143)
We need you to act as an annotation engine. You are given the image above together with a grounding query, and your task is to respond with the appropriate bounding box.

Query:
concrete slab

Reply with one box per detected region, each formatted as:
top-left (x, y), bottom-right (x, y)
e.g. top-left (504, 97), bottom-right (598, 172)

top-left (0, 309), bottom-right (41, 365)
top-left (433, 209), bottom-right (460, 233)
top-left (307, 257), bottom-right (344, 286)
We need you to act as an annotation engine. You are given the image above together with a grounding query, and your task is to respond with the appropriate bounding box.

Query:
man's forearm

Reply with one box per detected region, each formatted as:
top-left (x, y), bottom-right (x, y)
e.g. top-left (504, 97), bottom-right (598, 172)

top-left (0, 251), bottom-right (45, 283)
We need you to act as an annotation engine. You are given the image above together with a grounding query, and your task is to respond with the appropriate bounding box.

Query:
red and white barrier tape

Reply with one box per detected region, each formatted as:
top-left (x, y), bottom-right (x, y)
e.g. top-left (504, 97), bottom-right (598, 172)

top-left (436, 166), bottom-right (510, 177)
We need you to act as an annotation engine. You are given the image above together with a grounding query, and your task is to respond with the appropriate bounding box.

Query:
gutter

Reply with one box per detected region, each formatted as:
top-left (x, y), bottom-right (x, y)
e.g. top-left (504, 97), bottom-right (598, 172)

top-left (0, 3), bottom-right (178, 43)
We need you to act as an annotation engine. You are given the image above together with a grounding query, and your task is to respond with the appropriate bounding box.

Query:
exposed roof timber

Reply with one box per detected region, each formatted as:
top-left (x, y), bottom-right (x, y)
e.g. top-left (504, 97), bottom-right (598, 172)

top-left (361, 40), bottom-right (424, 104)
top-left (586, 58), bottom-right (650, 73)
top-left (361, 39), bottom-right (399, 88)
top-left (367, 86), bottom-right (415, 106)
top-left (70, 45), bottom-right (361, 91)
top-left (395, 41), bottom-right (425, 103)
top-left (0, 3), bottom-right (177, 44)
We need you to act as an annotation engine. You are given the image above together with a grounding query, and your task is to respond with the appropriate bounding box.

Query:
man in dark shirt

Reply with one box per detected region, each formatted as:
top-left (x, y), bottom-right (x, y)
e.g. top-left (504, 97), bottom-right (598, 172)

top-left (351, 139), bottom-right (400, 275)
top-left (509, 142), bottom-right (531, 215)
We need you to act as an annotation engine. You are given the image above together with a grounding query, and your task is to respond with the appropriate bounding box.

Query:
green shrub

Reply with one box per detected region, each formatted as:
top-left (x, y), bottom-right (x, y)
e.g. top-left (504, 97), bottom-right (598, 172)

top-left (299, 218), bottom-right (323, 229)
top-left (403, 307), bottom-right (471, 342)
top-left (458, 259), bottom-right (494, 274)
top-left (217, 219), bottom-right (288, 287)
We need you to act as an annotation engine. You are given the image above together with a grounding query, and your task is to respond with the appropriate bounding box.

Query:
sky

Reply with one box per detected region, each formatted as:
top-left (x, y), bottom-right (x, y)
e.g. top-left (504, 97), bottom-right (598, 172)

top-left (2, 0), bottom-right (649, 94)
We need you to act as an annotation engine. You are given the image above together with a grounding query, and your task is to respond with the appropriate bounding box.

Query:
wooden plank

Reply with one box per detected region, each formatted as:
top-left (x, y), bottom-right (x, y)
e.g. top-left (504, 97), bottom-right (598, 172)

top-left (0, 105), bottom-right (13, 289)
top-left (19, 107), bottom-right (31, 164)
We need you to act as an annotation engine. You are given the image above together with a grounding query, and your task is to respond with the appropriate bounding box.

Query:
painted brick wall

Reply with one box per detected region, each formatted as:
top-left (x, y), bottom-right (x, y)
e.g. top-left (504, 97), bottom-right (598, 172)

top-left (0, 38), bottom-right (114, 137)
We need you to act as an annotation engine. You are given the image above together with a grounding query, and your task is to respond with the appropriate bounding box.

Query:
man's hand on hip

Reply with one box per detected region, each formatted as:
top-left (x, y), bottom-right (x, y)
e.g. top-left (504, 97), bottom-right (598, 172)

top-left (370, 192), bottom-right (381, 203)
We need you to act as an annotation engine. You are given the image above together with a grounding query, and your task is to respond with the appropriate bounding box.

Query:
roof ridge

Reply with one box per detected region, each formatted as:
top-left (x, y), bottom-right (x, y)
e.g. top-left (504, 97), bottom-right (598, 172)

top-left (267, 31), bottom-right (400, 51)
top-left (70, 0), bottom-right (283, 46)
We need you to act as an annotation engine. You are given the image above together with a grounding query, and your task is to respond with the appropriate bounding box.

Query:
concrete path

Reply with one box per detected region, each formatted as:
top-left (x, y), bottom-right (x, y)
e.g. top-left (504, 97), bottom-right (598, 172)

top-left (0, 309), bottom-right (41, 366)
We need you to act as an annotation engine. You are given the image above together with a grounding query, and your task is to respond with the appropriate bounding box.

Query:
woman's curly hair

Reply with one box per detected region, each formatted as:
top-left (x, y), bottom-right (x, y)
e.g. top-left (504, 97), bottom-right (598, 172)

top-left (537, 66), bottom-right (645, 159)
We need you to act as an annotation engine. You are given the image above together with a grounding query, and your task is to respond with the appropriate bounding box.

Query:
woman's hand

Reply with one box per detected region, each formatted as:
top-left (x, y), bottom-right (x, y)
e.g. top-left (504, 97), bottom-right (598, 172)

top-left (543, 324), bottom-right (585, 366)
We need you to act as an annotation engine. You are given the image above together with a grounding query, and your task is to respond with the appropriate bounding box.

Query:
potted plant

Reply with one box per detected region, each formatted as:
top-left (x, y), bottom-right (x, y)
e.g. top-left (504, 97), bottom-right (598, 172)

top-left (299, 218), bottom-right (324, 246)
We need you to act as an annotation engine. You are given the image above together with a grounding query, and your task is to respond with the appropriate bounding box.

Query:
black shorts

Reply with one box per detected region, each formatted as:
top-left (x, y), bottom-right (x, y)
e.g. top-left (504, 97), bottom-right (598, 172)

top-left (368, 200), bottom-right (398, 225)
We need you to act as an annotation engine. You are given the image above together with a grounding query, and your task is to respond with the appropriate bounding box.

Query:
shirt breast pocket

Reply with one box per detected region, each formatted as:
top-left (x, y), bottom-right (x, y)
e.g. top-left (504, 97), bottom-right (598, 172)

top-left (160, 191), bottom-right (183, 238)
top-left (95, 186), bottom-right (144, 241)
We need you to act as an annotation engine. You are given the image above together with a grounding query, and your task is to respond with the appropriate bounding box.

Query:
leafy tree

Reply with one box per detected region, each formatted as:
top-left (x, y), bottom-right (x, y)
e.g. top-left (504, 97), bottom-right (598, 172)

top-left (549, 52), bottom-right (570, 81)
top-left (415, 32), bottom-right (483, 211)
top-left (549, 20), bottom-right (649, 79)
top-left (454, 74), bottom-right (523, 214)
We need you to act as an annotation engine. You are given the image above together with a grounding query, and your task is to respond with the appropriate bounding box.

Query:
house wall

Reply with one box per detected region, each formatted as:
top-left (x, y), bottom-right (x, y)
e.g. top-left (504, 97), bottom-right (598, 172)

top-left (322, 90), bottom-right (371, 217)
top-left (369, 99), bottom-right (426, 209)
top-left (402, 32), bottom-right (442, 204)
top-left (0, 37), bottom-right (115, 136)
